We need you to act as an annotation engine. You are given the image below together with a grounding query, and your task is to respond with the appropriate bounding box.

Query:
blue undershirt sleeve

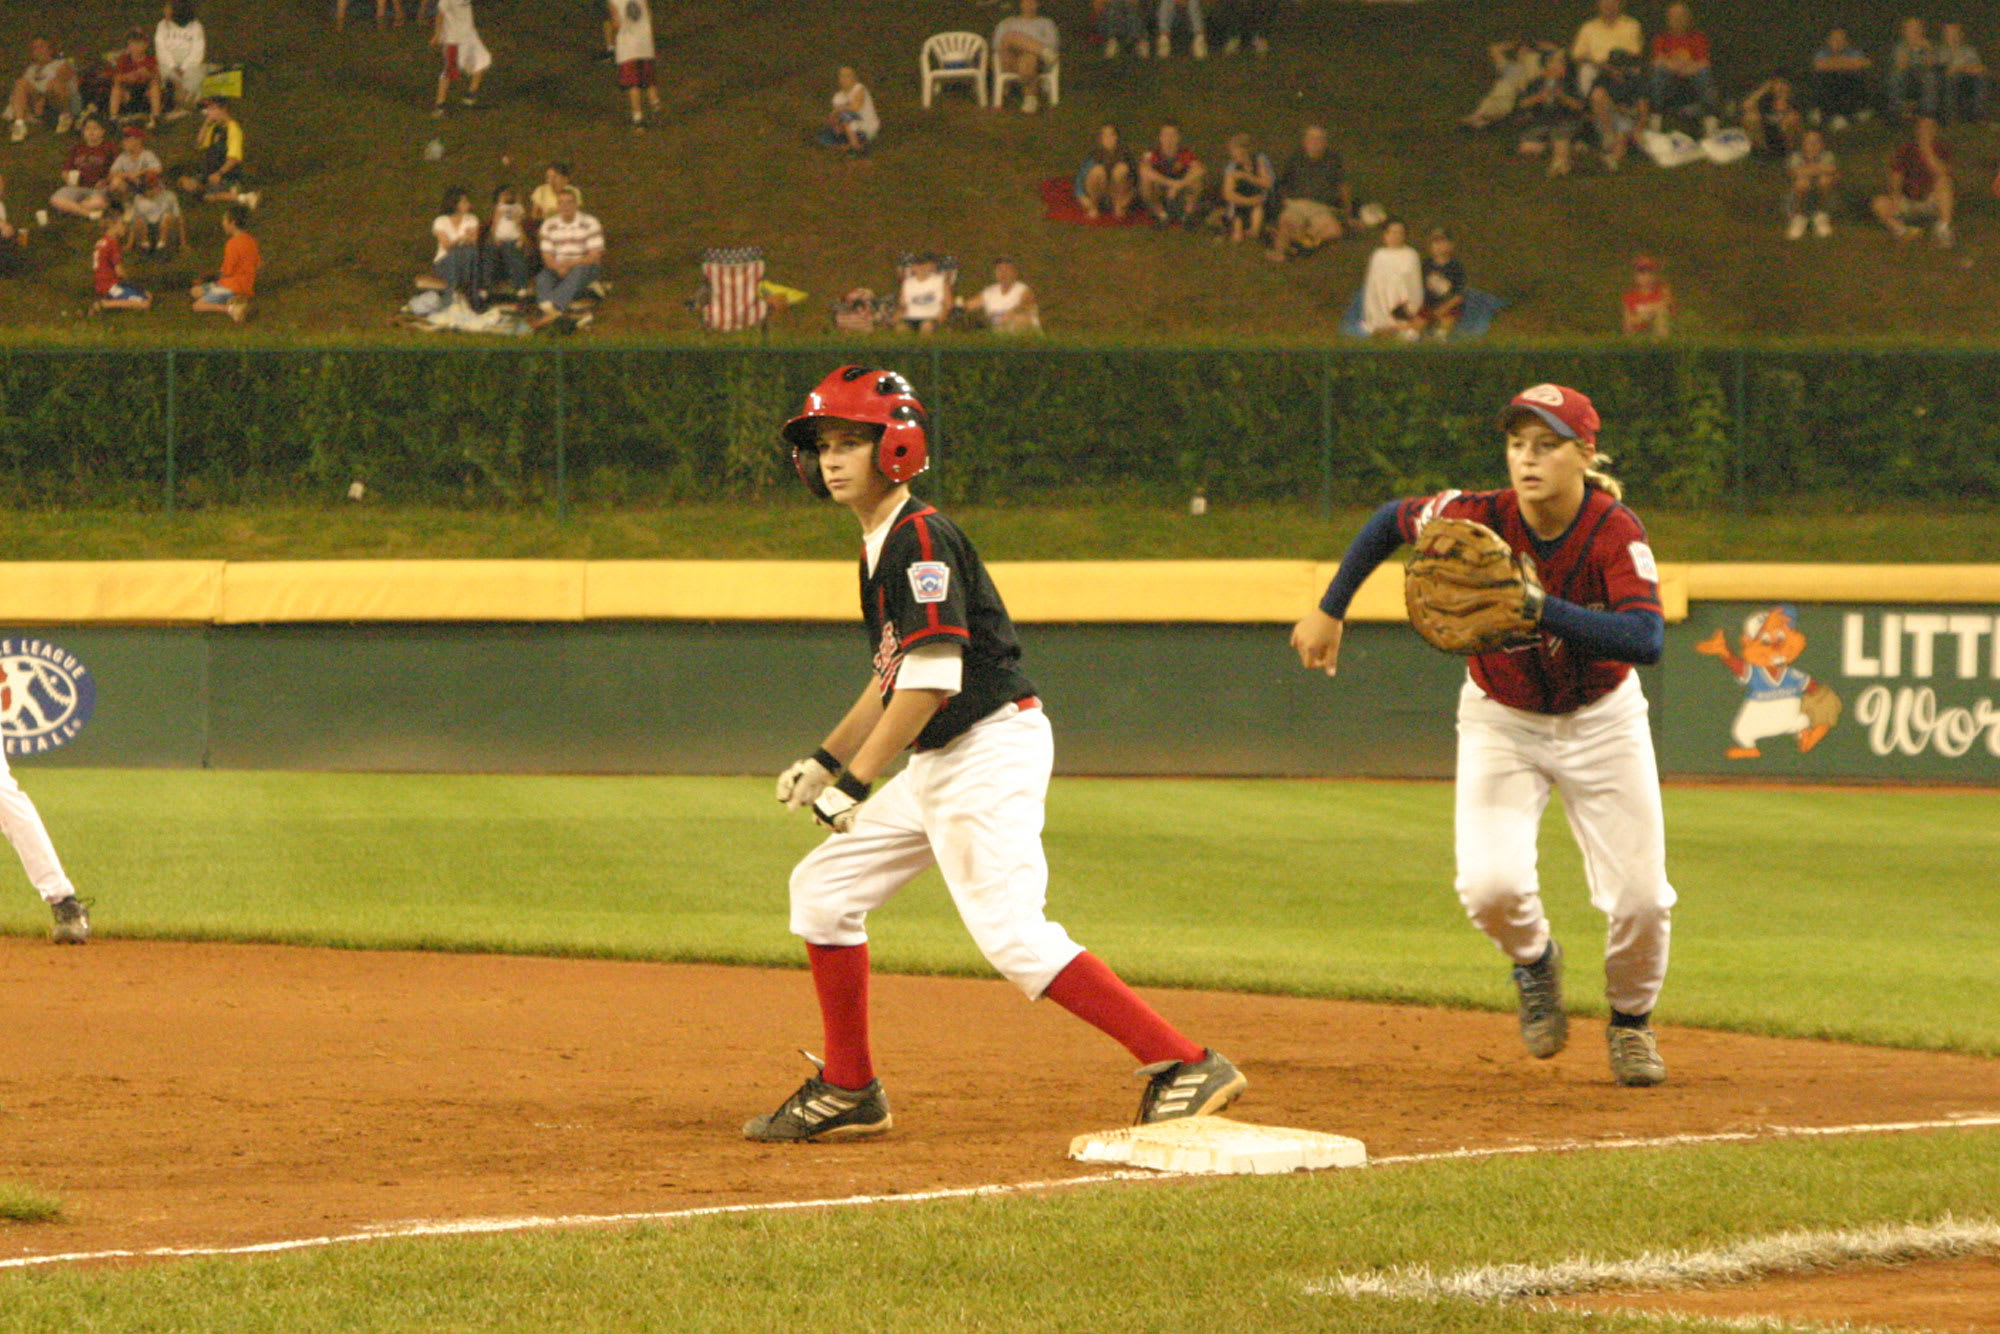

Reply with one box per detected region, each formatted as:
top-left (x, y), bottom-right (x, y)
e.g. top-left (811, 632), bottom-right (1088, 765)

top-left (1317, 501), bottom-right (1406, 617)
top-left (1539, 598), bottom-right (1665, 665)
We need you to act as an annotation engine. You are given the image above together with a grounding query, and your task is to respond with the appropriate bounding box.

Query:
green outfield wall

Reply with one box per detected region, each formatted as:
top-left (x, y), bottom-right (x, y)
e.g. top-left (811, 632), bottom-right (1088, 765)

top-left (9, 615), bottom-right (1997, 782)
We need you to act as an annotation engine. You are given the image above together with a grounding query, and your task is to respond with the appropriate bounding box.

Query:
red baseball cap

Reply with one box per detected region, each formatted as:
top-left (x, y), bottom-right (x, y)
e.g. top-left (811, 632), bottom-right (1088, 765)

top-left (1499, 384), bottom-right (1600, 446)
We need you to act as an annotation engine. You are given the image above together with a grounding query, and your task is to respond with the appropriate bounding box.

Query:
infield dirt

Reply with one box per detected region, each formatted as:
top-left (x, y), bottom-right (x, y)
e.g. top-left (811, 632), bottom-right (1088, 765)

top-left (5, 938), bottom-right (2000, 1278)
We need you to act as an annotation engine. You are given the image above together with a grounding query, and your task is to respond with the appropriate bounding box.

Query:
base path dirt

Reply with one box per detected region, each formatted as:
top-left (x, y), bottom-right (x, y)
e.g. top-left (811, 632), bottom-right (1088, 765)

top-left (5, 939), bottom-right (2000, 1270)
top-left (1561, 1256), bottom-right (2000, 1332)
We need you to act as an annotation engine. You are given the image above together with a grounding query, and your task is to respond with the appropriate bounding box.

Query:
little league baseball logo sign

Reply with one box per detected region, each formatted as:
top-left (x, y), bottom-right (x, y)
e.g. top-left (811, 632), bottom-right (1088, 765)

top-left (0, 639), bottom-right (96, 757)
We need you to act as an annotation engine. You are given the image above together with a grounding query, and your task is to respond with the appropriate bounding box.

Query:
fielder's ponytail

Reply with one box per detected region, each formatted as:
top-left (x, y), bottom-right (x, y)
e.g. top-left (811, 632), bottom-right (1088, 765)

top-left (1584, 452), bottom-right (1624, 501)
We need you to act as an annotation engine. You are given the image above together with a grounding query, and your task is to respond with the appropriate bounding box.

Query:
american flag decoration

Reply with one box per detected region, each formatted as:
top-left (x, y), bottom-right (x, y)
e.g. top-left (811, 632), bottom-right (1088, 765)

top-left (702, 246), bottom-right (769, 332)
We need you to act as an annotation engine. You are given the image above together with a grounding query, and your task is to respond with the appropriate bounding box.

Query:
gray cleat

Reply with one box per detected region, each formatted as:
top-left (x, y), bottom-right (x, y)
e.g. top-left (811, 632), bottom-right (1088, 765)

top-left (50, 896), bottom-right (90, 945)
top-left (1135, 1049), bottom-right (1247, 1123)
top-left (1608, 1025), bottom-right (1667, 1086)
top-left (743, 1054), bottom-right (891, 1143)
top-left (1512, 939), bottom-right (1567, 1058)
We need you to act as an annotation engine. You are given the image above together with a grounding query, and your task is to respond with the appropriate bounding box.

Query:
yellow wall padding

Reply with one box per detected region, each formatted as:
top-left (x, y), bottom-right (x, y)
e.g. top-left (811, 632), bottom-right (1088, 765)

top-left (585, 561), bottom-right (855, 621)
top-left (1680, 564), bottom-right (2000, 605)
top-left (0, 561), bottom-right (224, 624)
top-left (218, 561), bottom-right (586, 624)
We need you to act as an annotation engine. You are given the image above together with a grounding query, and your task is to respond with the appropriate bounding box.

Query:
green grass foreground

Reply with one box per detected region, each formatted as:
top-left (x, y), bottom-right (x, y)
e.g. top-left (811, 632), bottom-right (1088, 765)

top-left (3, 770), bottom-right (1996, 1053)
top-left (0, 1184), bottom-right (62, 1226)
top-left (3, 1133), bottom-right (1997, 1332)
top-left (9, 501), bottom-right (1998, 562)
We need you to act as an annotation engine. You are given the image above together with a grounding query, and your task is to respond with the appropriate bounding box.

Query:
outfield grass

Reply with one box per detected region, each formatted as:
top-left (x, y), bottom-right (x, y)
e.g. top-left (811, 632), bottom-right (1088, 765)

top-left (4, 770), bottom-right (1995, 1053)
top-left (3, 1132), bottom-right (1997, 1331)
top-left (0, 1184), bottom-right (61, 1226)
top-left (0, 0), bottom-right (1994, 340)
top-left (5, 500), bottom-right (1997, 561)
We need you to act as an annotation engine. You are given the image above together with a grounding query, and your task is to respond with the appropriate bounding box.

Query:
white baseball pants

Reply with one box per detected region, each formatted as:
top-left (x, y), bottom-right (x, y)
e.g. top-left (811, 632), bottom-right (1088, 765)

top-left (0, 751), bottom-right (74, 905)
top-left (789, 703), bottom-right (1085, 999)
top-left (1453, 674), bottom-right (1675, 1018)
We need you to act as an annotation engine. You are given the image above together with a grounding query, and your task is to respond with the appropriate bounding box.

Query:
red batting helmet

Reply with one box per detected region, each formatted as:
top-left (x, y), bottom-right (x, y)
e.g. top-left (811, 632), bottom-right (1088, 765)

top-left (782, 366), bottom-right (930, 499)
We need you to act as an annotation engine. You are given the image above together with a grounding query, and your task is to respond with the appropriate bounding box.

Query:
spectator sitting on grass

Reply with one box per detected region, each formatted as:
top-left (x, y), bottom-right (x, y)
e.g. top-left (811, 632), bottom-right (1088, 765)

top-left (90, 214), bottom-right (151, 314)
top-left (1570, 0), bottom-right (1642, 96)
top-left (1621, 254), bottom-right (1672, 337)
top-left (1647, 3), bottom-right (1718, 132)
top-left (128, 170), bottom-right (186, 253)
top-left (1093, 0), bottom-right (1146, 59)
top-left (817, 66), bottom-right (878, 155)
top-left (107, 125), bottom-right (162, 206)
top-left (106, 28), bottom-right (164, 128)
top-left (1889, 16), bottom-right (1941, 120)
top-left (1873, 113), bottom-right (1954, 247)
top-left (7, 38), bottom-right (80, 142)
top-left (1139, 122), bottom-right (1206, 226)
top-left (1359, 218), bottom-right (1424, 339)
top-left (1938, 23), bottom-right (1987, 125)
top-left (190, 202), bottom-right (257, 322)
top-left (179, 97), bottom-right (256, 209)
top-left (1414, 228), bottom-right (1466, 339)
top-left (50, 117), bottom-right (116, 221)
top-left (484, 184), bottom-right (530, 298)
top-left (1741, 76), bottom-right (1805, 156)
top-left (426, 186), bottom-right (481, 297)
top-left (1212, 0), bottom-right (1276, 56)
top-left (1586, 83), bottom-right (1638, 170)
top-left (1075, 122), bottom-right (1137, 220)
top-left (993, 0), bottom-right (1059, 114)
top-left (533, 186), bottom-right (603, 327)
top-left (155, 1), bottom-right (207, 119)
top-left (0, 174), bottom-right (19, 248)
top-left (1266, 124), bottom-right (1349, 261)
top-left (897, 252), bottom-right (951, 334)
top-left (1461, 38), bottom-right (1553, 131)
top-left (1220, 132), bottom-right (1273, 243)
top-left (1784, 128), bottom-right (1837, 241)
top-left (1516, 49), bottom-right (1588, 177)
top-left (957, 257), bottom-right (1041, 334)
top-left (1811, 27), bottom-right (1873, 130)
top-left (529, 162), bottom-right (580, 226)
top-left (1154, 0), bottom-right (1208, 59)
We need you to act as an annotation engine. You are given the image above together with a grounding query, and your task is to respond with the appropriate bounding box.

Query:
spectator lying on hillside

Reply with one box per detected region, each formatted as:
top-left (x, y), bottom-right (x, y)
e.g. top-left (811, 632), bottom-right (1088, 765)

top-left (1889, 16), bottom-right (1941, 120)
top-left (1154, 0), bottom-right (1208, 59)
top-left (1741, 76), bottom-right (1804, 156)
top-left (1093, 0), bottom-right (1146, 59)
top-left (1515, 50), bottom-right (1588, 176)
top-left (1075, 122), bottom-right (1136, 219)
top-left (1570, 0), bottom-right (1642, 96)
top-left (1415, 228), bottom-right (1467, 338)
top-left (817, 65), bottom-right (878, 154)
top-left (1647, 3), bottom-right (1717, 131)
top-left (1212, 0), bottom-right (1276, 56)
top-left (190, 202), bottom-right (258, 322)
top-left (1938, 23), bottom-right (1987, 124)
top-left (897, 252), bottom-right (952, 333)
top-left (155, 1), bottom-right (207, 118)
top-left (993, 0), bottom-right (1059, 113)
top-left (1220, 131), bottom-right (1273, 243)
top-left (484, 184), bottom-right (530, 297)
top-left (107, 124), bottom-right (162, 205)
top-left (1784, 129), bottom-right (1837, 240)
top-left (1139, 121), bottom-right (1205, 226)
top-left (50, 117), bottom-right (115, 221)
top-left (90, 214), bottom-right (151, 314)
top-left (1811, 27), bottom-right (1872, 130)
top-left (957, 257), bottom-right (1041, 334)
top-left (7, 38), bottom-right (80, 142)
top-left (1621, 254), bottom-right (1672, 337)
top-left (1461, 38), bottom-right (1554, 130)
top-left (1266, 123), bottom-right (1349, 261)
top-left (1873, 113), bottom-right (1954, 247)
top-left (105, 28), bottom-right (163, 127)
top-left (426, 186), bottom-right (481, 297)
top-left (129, 170), bottom-right (185, 252)
top-left (534, 186), bottom-right (603, 327)
top-left (1359, 219), bottom-right (1424, 339)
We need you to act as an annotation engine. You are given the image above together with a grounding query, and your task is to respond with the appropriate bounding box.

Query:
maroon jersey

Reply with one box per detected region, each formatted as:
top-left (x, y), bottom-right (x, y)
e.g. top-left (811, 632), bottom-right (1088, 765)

top-left (1398, 486), bottom-right (1662, 715)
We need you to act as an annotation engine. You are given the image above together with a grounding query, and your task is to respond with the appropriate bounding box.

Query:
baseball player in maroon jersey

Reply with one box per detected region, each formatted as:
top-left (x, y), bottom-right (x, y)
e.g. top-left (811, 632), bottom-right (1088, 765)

top-left (1290, 384), bottom-right (1675, 1086)
top-left (747, 365), bottom-right (1245, 1142)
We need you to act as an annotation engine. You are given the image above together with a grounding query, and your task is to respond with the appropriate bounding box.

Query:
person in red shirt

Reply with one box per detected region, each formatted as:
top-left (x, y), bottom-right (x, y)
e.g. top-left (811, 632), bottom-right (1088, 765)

top-left (1620, 254), bottom-right (1672, 337)
top-left (1291, 384), bottom-right (1674, 1088)
top-left (1873, 114), bottom-right (1955, 247)
top-left (1645, 2), bottom-right (1716, 128)
top-left (106, 28), bottom-right (162, 126)
top-left (90, 214), bottom-right (151, 313)
top-left (1137, 121), bottom-right (1206, 226)
top-left (189, 203), bottom-right (258, 322)
top-left (48, 116), bottom-right (115, 220)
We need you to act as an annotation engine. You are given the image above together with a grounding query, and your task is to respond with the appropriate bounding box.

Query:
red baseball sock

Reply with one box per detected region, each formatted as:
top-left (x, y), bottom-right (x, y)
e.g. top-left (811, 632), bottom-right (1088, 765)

top-left (806, 942), bottom-right (874, 1090)
top-left (1043, 952), bottom-right (1205, 1067)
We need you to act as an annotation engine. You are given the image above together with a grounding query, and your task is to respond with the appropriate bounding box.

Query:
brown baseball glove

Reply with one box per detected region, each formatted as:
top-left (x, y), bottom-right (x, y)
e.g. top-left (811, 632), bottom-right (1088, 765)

top-left (1404, 517), bottom-right (1546, 655)
top-left (1802, 680), bottom-right (1842, 730)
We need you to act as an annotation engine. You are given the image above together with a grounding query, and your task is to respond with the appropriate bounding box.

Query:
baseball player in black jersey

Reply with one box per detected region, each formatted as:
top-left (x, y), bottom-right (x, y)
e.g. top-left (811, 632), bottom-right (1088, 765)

top-left (745, 365), bottom-right (1245, 1143)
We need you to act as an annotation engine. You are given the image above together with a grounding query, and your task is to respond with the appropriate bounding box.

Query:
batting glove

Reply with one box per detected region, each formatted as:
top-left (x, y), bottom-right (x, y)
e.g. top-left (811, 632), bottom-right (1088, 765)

top-left (776, 749), bottom-right (842, 811)
top-left (812, 773), bottom-right (872, 834)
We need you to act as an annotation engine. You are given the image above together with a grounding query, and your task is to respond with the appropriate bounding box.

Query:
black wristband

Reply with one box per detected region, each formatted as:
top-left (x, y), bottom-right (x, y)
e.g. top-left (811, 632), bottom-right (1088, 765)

top-left (811, 747), bottom-right (842, 775)
top-left (833, 772), bottom-right (871, 802)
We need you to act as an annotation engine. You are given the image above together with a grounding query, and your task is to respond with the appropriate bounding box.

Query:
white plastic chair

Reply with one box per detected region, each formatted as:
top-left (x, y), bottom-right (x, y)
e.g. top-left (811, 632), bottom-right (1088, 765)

top-left (921, 32), bottom-right (989, 108)
top-left (991, 49), bottom-right (1060, 110)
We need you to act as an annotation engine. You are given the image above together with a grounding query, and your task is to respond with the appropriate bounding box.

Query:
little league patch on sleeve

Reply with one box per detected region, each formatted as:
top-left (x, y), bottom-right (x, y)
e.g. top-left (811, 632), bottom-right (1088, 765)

top-left (1628, 541), bottom-right (1659, 582)
top-left (908, 561), bottom-right (951, 604)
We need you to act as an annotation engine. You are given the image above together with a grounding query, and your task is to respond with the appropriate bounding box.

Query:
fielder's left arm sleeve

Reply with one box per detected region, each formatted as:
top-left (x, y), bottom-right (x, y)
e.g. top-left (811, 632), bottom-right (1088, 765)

top-left (1539, 600), bottom-right (1665, 665)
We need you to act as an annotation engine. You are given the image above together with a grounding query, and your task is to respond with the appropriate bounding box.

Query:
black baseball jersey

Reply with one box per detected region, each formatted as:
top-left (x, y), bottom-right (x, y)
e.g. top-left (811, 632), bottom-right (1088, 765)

top-left (863, 497), bottom-right (1036, 750)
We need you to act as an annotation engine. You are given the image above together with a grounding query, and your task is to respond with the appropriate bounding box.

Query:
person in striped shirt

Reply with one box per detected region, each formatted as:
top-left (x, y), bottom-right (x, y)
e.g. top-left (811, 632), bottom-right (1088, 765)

top-left (533, 186), bottom-right (602, 328)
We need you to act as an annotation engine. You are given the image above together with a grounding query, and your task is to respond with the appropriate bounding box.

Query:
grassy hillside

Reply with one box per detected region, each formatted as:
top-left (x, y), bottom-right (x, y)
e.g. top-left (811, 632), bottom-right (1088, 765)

top-left (0, 0), bottom-right (1996, 341)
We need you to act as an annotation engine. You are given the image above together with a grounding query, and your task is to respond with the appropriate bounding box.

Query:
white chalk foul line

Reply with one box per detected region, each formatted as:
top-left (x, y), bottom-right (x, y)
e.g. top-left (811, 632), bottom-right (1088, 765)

top-left (6, 1111), bottom-right (1998, 1273)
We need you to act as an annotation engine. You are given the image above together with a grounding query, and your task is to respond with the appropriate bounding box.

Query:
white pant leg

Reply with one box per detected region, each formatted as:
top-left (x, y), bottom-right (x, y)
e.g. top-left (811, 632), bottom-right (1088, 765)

top-left (0, 751), bottom-right (73, 904)
top-left (788, 769), bottom-right (935, 946)
top-left (1453, 678), bottom-right (1555, 966)
top-left (1550, 677), bottom-right (1676, 1017)
top-left (920, 707), bottom-right (1084, 999)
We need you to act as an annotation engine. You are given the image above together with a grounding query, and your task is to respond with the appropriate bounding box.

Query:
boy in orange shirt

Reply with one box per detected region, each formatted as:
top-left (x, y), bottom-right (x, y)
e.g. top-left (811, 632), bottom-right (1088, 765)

top-left (190, 203), bottom-right (257, 322)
